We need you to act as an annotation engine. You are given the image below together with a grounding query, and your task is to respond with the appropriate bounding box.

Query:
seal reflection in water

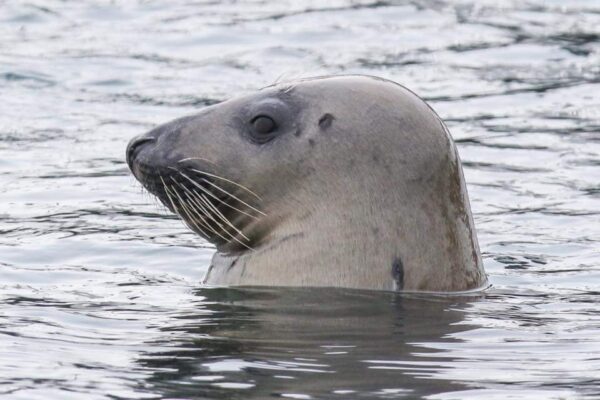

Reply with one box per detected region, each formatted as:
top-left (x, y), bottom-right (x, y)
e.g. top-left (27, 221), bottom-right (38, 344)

top-left (126, 75), bottom-right (487, 292)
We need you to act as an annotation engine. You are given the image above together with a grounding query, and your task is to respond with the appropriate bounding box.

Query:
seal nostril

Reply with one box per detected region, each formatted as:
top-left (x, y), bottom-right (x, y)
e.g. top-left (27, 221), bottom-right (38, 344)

top-left (126, 136), bottom-right (156, 166)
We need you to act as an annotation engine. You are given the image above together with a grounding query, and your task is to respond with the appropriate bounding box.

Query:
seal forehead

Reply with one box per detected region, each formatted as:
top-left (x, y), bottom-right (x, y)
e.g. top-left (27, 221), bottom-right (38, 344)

top-left (275, 77), bottom-right (418, 124)
top-left (270, 75), bottom-right (400, 96)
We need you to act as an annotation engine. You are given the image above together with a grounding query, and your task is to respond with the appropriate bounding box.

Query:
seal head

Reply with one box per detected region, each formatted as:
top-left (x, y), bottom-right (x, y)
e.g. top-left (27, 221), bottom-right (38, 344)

top-left (127, 75), bottom-right (487, 292)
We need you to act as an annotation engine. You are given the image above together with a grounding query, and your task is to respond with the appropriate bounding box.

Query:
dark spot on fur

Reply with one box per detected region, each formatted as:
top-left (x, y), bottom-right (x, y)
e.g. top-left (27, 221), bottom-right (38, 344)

top-left (227, 258), bottom-right (239, 271)
top-left (298, 210), bottom-right (313, 221)
top-left (308, 138), bottom-right (316, 147)
top-left (392, 258), bottom-right (404, 290)
top-left (294, 128), bottom-right (302, 137)
top-left (318, 113), bottom-right (334, 130)
top-left (202, 265), bottom-right (214, 284)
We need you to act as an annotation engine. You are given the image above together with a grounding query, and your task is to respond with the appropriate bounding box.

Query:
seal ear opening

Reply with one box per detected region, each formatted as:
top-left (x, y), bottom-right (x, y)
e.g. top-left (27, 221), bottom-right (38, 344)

top-left (318, 113), bottom-right (334, 130)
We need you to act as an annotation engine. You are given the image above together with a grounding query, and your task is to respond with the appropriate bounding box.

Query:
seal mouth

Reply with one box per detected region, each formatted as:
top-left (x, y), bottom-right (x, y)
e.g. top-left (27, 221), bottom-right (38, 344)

top-left (136, 164), bottom-right (264, 250)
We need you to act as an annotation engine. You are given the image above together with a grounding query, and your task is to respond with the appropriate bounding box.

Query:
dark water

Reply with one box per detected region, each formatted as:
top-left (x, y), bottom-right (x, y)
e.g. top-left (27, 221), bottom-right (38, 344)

top-left (1, 1), bottom-right (600, 399)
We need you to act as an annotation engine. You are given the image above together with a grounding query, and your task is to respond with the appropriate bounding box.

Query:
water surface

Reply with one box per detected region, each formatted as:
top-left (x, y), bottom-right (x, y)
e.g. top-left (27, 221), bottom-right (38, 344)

top-left (1, 1), bottom-right (599, 399)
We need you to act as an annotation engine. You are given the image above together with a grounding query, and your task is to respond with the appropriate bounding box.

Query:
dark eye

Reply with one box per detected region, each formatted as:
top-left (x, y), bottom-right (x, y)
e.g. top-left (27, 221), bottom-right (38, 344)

top-left (251, 115), bottom-right (277, 135)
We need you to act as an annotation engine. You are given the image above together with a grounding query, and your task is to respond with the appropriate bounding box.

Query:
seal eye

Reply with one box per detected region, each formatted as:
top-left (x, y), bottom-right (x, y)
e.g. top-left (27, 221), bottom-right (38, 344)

top-left (251, 115), bottom-right (277, 136)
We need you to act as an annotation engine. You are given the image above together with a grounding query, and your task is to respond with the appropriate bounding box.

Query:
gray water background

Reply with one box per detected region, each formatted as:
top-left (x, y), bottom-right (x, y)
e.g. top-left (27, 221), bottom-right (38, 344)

top-left (1, 1), bottom-right (600, 399)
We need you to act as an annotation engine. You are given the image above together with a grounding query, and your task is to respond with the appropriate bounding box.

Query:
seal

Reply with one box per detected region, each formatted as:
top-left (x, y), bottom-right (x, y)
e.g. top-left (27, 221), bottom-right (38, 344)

top-left (126, 75), bottom-right (487, 292)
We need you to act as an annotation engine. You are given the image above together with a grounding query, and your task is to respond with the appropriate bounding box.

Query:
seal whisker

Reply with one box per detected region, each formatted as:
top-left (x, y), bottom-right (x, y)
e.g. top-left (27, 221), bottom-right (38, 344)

top-left (197, 176), bottom-right (267, 217)
top-left (168, 181), bottom-right (232, 244)
top-left (178, 171), bottom-right (260, 220)
top-left (186, 191), bottom-right (254, 251)
top-left (161, 177), bottom-right (209, 236)
top-left (170, 177), bottom-right (252, 250)
top-left (161, 177), bottom-right (213, 239)
top-left (176, 157), bottom-right (218, 166)
top-left (196, 191), bottom-right (250, 242)
top-left (181, 198), bottom-right (228, 241)
top-left (190, 168), bottom-right (262, 201)
top-left (282, 84), bottom-right (296, 94)
top-left (171, 175), bottom-right (251, 241)
top-left (162, 176), bottom-right (225, 241)
top-left (168, 179), bottom-right (217, 230)
top-left (160, 176), bottom-right (181, 214)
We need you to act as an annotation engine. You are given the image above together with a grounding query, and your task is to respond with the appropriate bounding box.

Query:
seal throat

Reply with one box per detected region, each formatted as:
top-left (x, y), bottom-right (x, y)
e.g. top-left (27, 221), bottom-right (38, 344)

top-left (155, 168), bottom-right (265, 251)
